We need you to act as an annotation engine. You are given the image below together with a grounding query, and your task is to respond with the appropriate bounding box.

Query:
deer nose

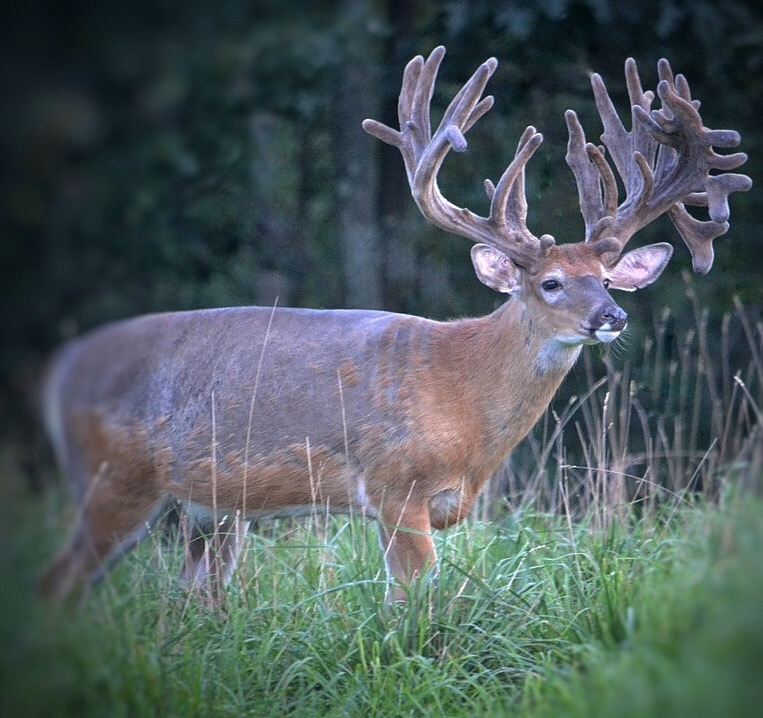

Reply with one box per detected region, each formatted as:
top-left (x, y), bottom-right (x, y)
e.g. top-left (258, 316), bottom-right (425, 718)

top-left (599, 304), bottom-right (628, 332)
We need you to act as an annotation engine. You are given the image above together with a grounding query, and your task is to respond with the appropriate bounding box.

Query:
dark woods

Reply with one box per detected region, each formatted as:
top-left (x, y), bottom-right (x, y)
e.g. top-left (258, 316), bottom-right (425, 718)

top-left (2, 0), bottom-right (761, 491)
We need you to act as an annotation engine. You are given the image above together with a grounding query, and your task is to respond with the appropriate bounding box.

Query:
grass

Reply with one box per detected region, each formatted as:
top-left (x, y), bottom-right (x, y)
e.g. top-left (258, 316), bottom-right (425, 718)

top-left (2, 488), bottom-right (762, 717)
top-left (1, 298), bottom-right (761, 717)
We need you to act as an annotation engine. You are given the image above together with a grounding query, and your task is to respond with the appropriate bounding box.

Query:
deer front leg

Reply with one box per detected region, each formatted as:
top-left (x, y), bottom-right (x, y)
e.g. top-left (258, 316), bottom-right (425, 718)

top-left (378, 504), bottom-right (437, 602)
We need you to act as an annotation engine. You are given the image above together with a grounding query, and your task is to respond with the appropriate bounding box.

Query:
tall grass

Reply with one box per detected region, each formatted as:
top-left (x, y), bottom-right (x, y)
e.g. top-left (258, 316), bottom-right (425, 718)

top-left (1, 297), bottom-right (761, 717)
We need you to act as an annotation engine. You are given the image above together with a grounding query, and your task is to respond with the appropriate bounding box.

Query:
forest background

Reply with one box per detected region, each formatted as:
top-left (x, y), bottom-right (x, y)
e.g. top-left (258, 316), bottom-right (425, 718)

top-left (1, 0), bottom-right (761, 489)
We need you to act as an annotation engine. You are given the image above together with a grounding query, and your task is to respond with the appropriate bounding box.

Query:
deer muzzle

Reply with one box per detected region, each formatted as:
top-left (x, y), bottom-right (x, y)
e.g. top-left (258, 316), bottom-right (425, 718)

top-left (592, 303), bottom-right (628, 343)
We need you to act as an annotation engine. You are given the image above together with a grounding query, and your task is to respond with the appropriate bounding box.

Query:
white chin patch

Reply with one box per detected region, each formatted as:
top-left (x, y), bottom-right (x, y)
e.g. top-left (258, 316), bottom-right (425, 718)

top-left (595, 327), bottom-right (622, 343)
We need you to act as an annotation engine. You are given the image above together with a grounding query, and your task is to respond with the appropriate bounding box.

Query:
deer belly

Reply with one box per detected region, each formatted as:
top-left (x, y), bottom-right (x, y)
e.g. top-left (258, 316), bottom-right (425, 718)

top-left (174, 441), bottom-right (362, 518)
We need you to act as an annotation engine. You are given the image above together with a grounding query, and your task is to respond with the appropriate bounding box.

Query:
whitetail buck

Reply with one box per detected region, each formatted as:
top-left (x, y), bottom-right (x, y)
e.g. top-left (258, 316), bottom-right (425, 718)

top-left (41, 46), bottom-right (750, 604)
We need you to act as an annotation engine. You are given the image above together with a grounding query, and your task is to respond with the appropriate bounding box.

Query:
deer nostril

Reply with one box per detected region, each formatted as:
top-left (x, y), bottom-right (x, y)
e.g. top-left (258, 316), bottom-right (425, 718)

top-left (600, 305), bottom-right (628, 330)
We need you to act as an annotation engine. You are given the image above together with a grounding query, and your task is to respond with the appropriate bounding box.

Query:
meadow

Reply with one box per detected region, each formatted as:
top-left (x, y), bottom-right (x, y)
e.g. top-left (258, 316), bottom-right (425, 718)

top-left (1, 298), bottom-right (761, 717)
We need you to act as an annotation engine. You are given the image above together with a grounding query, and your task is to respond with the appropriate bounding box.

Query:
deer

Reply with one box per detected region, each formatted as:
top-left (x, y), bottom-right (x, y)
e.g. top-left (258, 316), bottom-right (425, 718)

top-left (40, 46), bottom-right (750, 605)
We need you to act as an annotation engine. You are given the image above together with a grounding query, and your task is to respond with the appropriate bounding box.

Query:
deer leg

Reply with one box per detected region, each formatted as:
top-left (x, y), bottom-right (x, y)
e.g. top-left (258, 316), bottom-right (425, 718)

top-left (39, 471), bottom-right (164, 601)
top-left (180, 513), bottom-right (251, 608)
top-left (377, 504), bottom-right (436, 602)
top-left (39, 526), bottom-right (100, 601)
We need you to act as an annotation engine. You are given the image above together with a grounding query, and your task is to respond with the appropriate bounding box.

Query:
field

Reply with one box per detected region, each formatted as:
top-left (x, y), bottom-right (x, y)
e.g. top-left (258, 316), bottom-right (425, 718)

top-left (1, 302), bottom-right (761, 717)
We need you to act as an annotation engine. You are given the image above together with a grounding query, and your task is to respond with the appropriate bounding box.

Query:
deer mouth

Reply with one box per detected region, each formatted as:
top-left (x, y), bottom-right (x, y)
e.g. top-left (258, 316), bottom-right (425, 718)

top-left (577, 321), bottom-right (626, 343)
top-left (593, 325), bottom-right (626, 343)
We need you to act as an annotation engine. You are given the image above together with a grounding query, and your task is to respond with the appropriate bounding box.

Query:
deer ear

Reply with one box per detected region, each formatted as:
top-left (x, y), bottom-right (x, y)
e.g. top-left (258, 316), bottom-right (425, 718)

top-left (471, 244), bottom-right (523, 294)
top-left (607, 242), bottom-right (673, 292)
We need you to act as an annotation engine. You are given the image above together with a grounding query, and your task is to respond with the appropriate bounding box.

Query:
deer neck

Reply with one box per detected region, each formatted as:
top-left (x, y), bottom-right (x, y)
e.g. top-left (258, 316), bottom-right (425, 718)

top-left (430, 297), bottom-right (582, 462)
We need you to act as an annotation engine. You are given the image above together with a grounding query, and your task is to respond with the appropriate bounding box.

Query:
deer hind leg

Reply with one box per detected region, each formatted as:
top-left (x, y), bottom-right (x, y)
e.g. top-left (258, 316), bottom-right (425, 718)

top-left (39, 467), bottom-right (166, 601)
top-left (377, 503), bottom-right (437, 602)
top-left (179, 511), bottom-right (251, 608)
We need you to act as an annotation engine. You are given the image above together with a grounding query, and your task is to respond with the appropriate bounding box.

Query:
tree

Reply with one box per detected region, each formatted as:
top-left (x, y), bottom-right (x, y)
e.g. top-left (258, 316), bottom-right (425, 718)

top-left (333, 0), bottom-right (384, 309)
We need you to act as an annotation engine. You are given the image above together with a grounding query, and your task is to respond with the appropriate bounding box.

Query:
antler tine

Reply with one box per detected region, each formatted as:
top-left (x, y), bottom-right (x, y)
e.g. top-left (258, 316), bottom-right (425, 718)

top-left (363, 47), bottom-right (493, 188)
top-left (567, 57), bottom-right (751, 272)
top-left (565, 109), bottom-right (620, 241)
top-left (488, 127), bottom-right (538, 226)
top-left (488, 127), bottom-right (555, 259)
top-left (363, 46), bottom-right (546, 270)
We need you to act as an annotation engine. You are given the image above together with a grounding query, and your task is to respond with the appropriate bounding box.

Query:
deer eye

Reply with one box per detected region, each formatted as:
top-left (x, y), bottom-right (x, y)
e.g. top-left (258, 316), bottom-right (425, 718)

top-left (541, 279), bottom-right (561, 292)
top-left (603, 278), bottom-right (611, 289)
